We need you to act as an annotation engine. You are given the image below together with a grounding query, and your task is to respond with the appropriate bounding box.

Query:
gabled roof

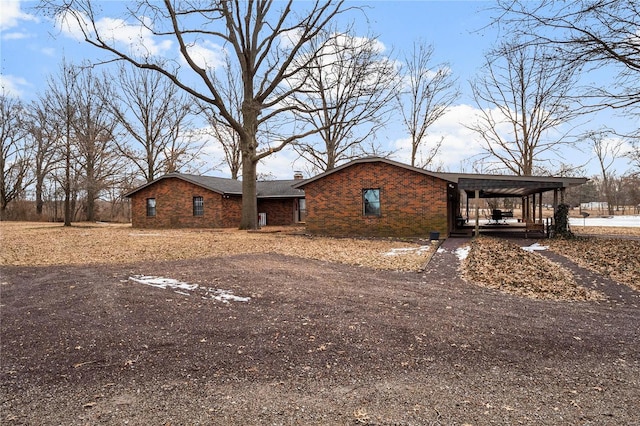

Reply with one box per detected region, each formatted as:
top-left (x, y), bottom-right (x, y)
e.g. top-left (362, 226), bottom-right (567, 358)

top-left (292, 157), bottom-right (455, 188)
top-left (125, 173), bottom-right (304, 199)
top-left (293, 157), bottom-right (588, 198)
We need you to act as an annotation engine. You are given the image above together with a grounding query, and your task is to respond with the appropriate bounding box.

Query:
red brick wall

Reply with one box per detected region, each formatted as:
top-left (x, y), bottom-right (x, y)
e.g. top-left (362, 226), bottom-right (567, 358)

top-left (302, 162), bottom-right (450, 237)
top-left (130, 177), bottom-right (301, 228)
top-left (130, 178), bottom-right (242, 228)
top-left (258, 199), bottom-right (297, 226)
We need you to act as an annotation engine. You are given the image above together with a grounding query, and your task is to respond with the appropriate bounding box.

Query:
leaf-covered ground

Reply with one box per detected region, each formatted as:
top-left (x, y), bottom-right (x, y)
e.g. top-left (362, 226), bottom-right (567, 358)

top-left (0, 222), bottom-right (434, 272)
top-left (462, 236), bottom-right (605, 301)
top-left (2, 222), bottom-right (636, 298)
top-left (547, 236), bottom-right (640, 292)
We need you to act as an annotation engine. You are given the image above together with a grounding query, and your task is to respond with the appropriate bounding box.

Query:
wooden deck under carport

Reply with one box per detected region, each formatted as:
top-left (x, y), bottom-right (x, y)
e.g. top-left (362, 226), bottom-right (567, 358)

top-left (430, 172), bottom-right (589, 238)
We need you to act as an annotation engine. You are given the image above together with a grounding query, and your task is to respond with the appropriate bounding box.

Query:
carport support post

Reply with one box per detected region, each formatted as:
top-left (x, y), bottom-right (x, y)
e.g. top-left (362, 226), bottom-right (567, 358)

top-left (538, 191), bottom-right (543, 223)
top-left (532, 193), bottom-right (536, 223)
top-left (474, 189), bottom-right (480, 236)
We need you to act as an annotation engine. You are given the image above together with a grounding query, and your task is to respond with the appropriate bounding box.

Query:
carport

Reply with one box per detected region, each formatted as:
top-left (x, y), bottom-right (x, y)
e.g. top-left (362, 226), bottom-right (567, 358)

top-left (432, 172), bottom-right (589, 237)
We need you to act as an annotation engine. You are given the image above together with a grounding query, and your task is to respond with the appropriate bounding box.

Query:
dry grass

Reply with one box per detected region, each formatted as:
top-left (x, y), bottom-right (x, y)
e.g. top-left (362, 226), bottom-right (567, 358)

top-left (0, 222), bottom-right (435, 271)
top-left (571, 225), bottom-right (640, 237)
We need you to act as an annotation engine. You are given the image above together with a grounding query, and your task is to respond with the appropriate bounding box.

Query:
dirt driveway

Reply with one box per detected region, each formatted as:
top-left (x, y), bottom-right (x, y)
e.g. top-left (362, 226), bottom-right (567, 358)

top-left (1, 237), bottom-right (639, 425)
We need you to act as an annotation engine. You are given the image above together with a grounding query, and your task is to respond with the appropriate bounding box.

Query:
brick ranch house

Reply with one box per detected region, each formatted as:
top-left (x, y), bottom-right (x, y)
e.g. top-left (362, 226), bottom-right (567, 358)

top-left (293, 157), bottom-right (458, 238)
top-left (126, 158), bottom-right (587, 237)
top-left (293, 157), bottom-right (588, 238)
top-left (125, 173), bottom-right (306, 228)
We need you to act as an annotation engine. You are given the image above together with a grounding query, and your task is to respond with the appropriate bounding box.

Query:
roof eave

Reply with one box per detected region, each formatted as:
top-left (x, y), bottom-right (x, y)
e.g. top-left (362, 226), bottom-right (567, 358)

top-left (124, 173), bottom-right (226, 197)
top-left (293, 157), bottom-right (455, 188)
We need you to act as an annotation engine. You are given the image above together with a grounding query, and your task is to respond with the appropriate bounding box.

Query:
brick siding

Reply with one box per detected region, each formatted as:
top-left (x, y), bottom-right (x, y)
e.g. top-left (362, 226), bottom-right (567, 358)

top-left (130, 177), bottom-right (301, 229)
top-left (130, 178), bottom-right (241, 228)
top-left (302, 162), bottom-right (450, 237)
top-left (258, 198), bottom-right (298, 226)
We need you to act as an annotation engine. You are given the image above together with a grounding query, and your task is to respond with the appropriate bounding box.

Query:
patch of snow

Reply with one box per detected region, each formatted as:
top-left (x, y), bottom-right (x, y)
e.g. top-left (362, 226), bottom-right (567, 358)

top-left (569, 215), bottom-right (640, 227)
top-left (455, 246), bottom-right (470, 260)
top-left (437, 247), bottom-right (447, 253)
top-left (521, 243), bottom-right (548, 252)
top-left (128, 275), bottom-right (250, 303)
top-left (129, 275), bottom-right (198, 291)
top-left (384, 245), bottom-right (431, 256)
top-left (203, 289), bottom-right (251, 304)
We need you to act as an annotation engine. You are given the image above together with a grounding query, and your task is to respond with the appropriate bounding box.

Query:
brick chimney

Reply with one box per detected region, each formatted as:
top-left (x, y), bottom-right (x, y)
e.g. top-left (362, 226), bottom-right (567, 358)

top-left (293, 171), bottom-right (304, 180)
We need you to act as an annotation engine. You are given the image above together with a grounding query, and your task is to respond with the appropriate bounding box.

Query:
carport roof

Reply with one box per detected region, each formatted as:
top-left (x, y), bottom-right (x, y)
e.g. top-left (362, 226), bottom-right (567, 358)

top-left (293, 157), bottom-right (588, 198)
top-left (430, 171), bottom-right (589, 198)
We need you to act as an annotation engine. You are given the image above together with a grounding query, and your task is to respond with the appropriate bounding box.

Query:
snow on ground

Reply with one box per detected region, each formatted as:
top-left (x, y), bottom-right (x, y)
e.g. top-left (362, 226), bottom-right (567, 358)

top-left (129, 275), bottom-right (250, 303)
top-left (569, 215), bottom-right (640, 227)
top-left (455, 246), bottom-right (470, 260)
top-left (129, 275), bottom-right (198, 291)
top-left (474, 215), bottom-right (639, 227)
top-left (521, 243), bottom-right (548, 252)
top-left (383, 246), bottom-right (431, 256)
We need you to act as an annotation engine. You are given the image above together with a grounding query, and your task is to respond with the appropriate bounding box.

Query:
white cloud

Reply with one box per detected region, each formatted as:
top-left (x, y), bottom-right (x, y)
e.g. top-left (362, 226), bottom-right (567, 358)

top-left (0, 74), bottom-right (30, 98)
top-left (40, 47), bottom-right (56, 57)
top-left (181, 41), bottom-right (226, 71)
top-left (391, 103), bottom-right (486, 172)
top-left (2, 31), bottom-right (30, 40)
top-left (56, 10), bottom-right (172, 57)
top-left (0, 0), bottom-right (38, 32)
top-left (258, 149), bottom-right (302, 180)
top-left (279, 28), bottom-right (303, 49)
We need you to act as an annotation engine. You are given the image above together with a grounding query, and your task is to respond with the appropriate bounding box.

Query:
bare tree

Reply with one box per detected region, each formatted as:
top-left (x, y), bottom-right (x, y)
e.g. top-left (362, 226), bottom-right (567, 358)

top-left (41, 0), bottom-right (350, 229)
top-left (467, 42), bottom-right (580, 176)
top-left (199, 57), bottom-right (243, 180)
top-left (44, 61), bottom-right (80, 226)
top-left (586, 129), bottom-right (625, 215)
top-left (106, 63), bottom-right (200, 182)
top-left (0, 94), bottom-right (31, 213)
top-left (25, 96), bottom-right (62, 216)
top-left (495, 0), bottom-right (640, 112)
top-left (396, 41), bottom-right (459, 168)
top-left (627, 144), bottom-right (640, 178)
top-left (72, 66), bottom-right (120, 222)
top-left (288, 28), bottom-right (399, 172)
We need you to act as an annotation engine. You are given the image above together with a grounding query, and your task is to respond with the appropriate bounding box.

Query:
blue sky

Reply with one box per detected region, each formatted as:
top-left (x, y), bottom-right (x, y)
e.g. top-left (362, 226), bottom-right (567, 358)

top-left (1, 0), bottom-right (635, 179)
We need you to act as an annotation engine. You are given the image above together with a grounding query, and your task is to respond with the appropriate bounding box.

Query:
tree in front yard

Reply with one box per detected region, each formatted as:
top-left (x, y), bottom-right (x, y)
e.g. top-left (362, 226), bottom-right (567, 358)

top-left (39, 0), bottom-right (351, 229)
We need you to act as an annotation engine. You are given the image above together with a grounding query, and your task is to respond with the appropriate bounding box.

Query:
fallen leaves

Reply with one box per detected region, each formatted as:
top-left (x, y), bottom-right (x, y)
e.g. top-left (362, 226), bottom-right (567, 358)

top-left (0, 222), bottom-right (434, 271)
top-left (547, 236), bottom-right (640, 291)
top-left (462, 236), bottom-right (605, 301)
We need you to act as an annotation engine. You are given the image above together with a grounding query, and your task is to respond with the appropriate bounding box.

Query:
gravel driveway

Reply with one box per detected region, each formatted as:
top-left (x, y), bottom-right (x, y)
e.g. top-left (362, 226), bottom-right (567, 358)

top-left (1, 241), bottom-right (638, 425)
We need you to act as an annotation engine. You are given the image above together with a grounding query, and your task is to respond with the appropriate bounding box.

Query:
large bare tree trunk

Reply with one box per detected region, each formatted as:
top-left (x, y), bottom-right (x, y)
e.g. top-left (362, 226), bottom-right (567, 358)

top-left (240, 153), bottom-right (258, 230)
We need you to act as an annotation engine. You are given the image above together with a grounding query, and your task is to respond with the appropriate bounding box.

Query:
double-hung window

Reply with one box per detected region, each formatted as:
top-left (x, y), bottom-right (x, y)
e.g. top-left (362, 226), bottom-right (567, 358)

top-left (193, 196), bottom-right (204, 216)
top-left (362, 189), bottom-right (381, 216)
top-left (146, 198), bottom-right (156, 217)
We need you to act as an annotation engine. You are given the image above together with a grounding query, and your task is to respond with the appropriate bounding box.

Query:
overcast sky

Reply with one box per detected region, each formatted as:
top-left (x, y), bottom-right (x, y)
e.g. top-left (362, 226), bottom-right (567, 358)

top-left (1, 0), bottom-right (635, 179)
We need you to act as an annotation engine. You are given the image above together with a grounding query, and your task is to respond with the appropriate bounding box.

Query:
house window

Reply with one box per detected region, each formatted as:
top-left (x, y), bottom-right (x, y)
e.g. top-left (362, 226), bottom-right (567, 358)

top-left (193, 196), bottom-right (204, 216)
top-left (363, 189), bottom-right (381, 216)
top-left (146, 198), bottom-right (156, 217)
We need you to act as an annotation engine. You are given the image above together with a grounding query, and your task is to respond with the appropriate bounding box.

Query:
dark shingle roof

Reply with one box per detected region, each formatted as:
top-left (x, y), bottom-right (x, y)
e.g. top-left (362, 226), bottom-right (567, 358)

top-left (257, 179), bottom-right (305, 198)
top-left (125, 173), bottom-right (304, 199)
top-left (293, 157), bottom-right (588, 198)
